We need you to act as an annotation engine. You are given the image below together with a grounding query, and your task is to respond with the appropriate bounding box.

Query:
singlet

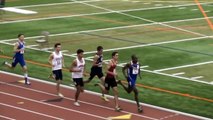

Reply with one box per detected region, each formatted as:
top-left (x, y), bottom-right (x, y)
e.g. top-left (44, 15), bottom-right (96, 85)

top-left (72, 57), bottom-right (85, 78)
top-left (14, 41), bottom-right (25, 58)
top-left (106, 60), bottom-right (117, 78)
top-left (127, 61), bottom-right (140, 81)
top-left (94, 53), bottom-right (103, 67)
top-left (52, 51), bottom-right (63, 70)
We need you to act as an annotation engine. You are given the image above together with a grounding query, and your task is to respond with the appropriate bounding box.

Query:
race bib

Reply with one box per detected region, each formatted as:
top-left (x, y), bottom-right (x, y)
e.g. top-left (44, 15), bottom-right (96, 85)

top-left (132, 67), bottom-right (139, 74)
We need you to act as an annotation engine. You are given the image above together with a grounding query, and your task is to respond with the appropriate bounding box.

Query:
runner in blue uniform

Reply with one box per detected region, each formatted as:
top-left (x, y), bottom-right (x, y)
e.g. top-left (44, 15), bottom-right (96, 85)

top-left (3, 34), bottom-right (30, 85)
top-left (118, 54), bottom-right (142, 112)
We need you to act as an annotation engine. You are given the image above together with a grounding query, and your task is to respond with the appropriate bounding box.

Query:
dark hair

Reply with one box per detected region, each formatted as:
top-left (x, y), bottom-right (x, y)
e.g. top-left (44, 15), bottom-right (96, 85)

top-left (97, 46), bottom-right (103, 51)
top-left (54, 43), bottom-right (61, 48)
top-left (77, 49), bottom-right (84, 54)
top-left (131, 54), bottom-right (137, 60)
top-left (18, 34), bottom-right (24, 38)
top-left (112, 51), bottom-right (118, 57)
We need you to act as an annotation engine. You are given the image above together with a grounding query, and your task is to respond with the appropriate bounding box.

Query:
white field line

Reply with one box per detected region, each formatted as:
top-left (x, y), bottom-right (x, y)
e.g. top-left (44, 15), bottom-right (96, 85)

top-left (191, 76), bottom-right (204, 80)
top-left (140, 65), bottom-right (149, 68)
top-left (0, 70), bottom-right (211, 120)
top-left (154, 61), bottom-right (213, 72)
top-left (1, 2), bottom-right (213, 24)
top-left (1, 37), bottom-right (212, 85)
top-left (0, 82), bottom-right (156, 120)
top-left (0, 103), bottom-right (64, 120)
top-left (142, 69), bottom-right (211, 85)
top-left (0, 115), bottom-right (16, 120)
top-left (0, 92), bottom-right (107, 120)
top-left (1, 15), bottom-right (213, 42)
top-left (72, 0), bottom-right (208, 37)
top-left (15, 0), bottom-right (105, 8)
top-left (79, 36), bottom-right (213, 55)
top-left (172, 72), bottom-right (185, 76)
top-left (0, 7), bottom-right (37, 14)
top-left (1, 36), bottom-right (212, 85)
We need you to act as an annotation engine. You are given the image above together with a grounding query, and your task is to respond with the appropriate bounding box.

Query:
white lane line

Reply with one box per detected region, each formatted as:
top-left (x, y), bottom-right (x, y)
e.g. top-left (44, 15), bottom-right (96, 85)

top-left (191, 76), bottom-right (204, 80)
top-left (0, 115), bottom-right (16, 120)
top-left (154, 61), bottom-right (213, 72)
top-left (0, 70), bottom-right (211, 120)
top-left (172, 72), bottom-right (185, 76)
top-left (0, 81), bottom-right (157, 120)
top-left (159, 113), bottom-right (179, 120)
top-left (0, 103), bottom-right (64, 120)
top-left (0, 92), bottom-right (107, 120)
top-left (72, 0), bottom-right (209, 37)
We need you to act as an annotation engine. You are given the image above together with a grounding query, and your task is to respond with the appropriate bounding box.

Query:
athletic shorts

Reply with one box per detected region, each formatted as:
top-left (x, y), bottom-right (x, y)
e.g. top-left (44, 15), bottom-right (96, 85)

top-left (73, 78), bottom-right (84, 87)
top-left (52, 69), bottom-right (63, 80)
top-left (104, 76), bottom-right (117, 91)
top-left (127, 77), bottom-right (136, 88)
top-left (12, 56), bottom-right (26, 67)
top-left (89, 67), bottom-right (104, 80)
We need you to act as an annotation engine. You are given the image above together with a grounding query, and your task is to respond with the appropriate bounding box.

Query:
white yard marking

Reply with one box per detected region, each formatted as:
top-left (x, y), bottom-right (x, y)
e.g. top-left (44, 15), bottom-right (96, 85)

top-left (191, 8), bottom-right (198, 11)
top-left (1, 2), bottom-right (213, 24)
top-left (172, 72), bottom-right (185, 76)
top-left (140, 65), bottom-right (149, 68)
top-left (191, 76), bottom-right (204, 80)
top-left (72, 0), bottom-right (209, 40)
top-left (0, 7), bottom-right (37, 14)
top-left (15, 0), bottom-right (105, 8)
top-left (154, 61), bottom-right (213, 72)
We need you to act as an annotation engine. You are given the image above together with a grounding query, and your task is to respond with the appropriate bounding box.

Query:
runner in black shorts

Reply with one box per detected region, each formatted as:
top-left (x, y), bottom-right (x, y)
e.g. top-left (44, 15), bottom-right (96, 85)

top-left (84, 46), bottom-right (108, 101)
top-left (95, 51), bottom-right (122, 112)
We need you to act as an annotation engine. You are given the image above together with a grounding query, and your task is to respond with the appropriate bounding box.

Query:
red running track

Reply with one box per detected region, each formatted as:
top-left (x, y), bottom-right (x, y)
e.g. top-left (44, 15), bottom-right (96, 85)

top-left (0, 71), bottom-right (209, 120)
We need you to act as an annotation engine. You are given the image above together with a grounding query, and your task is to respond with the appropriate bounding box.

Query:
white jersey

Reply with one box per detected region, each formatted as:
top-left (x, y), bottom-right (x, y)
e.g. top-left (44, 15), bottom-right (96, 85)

top-left (72, 57), bottom-right (85, 78)
top-left (52, 51), bottom-right (63, 71)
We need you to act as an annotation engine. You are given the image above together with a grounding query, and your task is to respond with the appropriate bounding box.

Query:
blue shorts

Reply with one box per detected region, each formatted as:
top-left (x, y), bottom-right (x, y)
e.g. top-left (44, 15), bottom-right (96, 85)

top-left (127, 77), bottom-right (136, 88)
top-left (12, 56), bottom-right (26, 67)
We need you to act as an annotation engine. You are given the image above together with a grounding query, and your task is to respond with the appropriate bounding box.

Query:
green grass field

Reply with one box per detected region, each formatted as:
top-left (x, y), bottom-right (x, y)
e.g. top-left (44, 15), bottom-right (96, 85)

top-left (0, 0), bottom-right (213, 118)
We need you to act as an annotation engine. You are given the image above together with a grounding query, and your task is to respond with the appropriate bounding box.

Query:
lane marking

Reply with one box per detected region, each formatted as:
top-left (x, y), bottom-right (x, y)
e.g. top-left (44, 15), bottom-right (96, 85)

top-left (0, 103), bottom-right (64, 120)
top-left (0, 115), bottom-right (16, 120)
top-left (0, 92), bottom-right (107, 120)
top-left (0, 71), bottom-right (211, 120)
top-left (0, 81), bottom-right (156, 120)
